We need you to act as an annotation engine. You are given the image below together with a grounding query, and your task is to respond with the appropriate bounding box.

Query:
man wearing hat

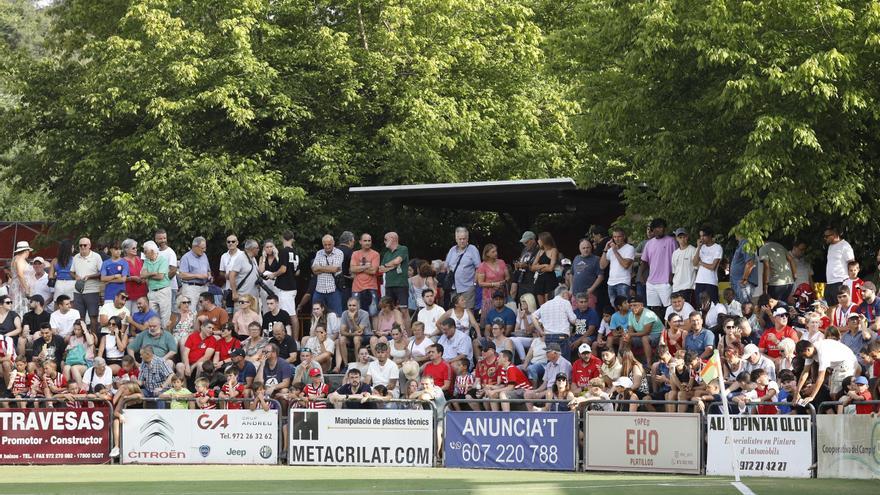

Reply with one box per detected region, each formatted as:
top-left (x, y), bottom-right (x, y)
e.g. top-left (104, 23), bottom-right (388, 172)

top-left (524, 342), bottom-right (571, 406)
top-left (30, 256), bottom-right (54, 311)
top-left (475, 339), bottom-right (501, 390)
top-left (758, 307), bottom-right (801, 360)
top-left (741, 343), bottom-right (777, 382)
top-left (571, 343), bottom-right (602, 395)
top-left (511, 231), bottom-right (539, 301)
top-left (230, 347), bottom-right (257, 391)
top-left (856, 281), bottom-right (880, 332)
top-left (840, 312), bottom-right (875, 361)
top-left (483, 291), bottom-right (516, 336)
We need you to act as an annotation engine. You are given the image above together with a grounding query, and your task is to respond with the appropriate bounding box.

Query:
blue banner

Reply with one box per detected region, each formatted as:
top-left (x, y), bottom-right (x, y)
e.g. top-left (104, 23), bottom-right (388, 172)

top-left (444, 411), bottom-right (577, 471)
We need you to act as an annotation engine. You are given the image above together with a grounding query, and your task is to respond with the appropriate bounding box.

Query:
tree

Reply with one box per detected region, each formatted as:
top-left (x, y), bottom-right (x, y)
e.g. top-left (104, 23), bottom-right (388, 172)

top-left (1, 0), bottom-right (577, 247)
top-left (548, 0), bottom-right (880, 251)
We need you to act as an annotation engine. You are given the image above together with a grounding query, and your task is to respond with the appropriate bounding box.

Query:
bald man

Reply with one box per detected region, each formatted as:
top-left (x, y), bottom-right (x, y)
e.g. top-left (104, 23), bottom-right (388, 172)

top-left (71, 237), bottom-right (103, 333)
top-left (312, 234), bottom-right (344, 315)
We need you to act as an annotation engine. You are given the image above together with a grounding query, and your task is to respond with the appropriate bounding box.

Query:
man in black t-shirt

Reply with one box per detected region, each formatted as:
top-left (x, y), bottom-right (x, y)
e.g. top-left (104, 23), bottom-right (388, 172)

top-left (268, 320), bottom-right (298, 366)
top-left (22, 295), bottom-right (51, 356)
top-left (338, 231), bottom-right (355, 310)
top-left (275, 231), bottom-right (301, 340)
top-left (31, 323), bottom-right (66, 367)
top-left (329, 368), bottom-right (373, 409)
top-left (262, 295), bottom-right (292, 336)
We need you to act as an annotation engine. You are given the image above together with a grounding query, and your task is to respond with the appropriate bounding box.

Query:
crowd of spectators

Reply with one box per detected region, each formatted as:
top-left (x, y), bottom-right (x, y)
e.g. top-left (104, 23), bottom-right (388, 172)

top-left (1, 220), bottom-right (878, 444)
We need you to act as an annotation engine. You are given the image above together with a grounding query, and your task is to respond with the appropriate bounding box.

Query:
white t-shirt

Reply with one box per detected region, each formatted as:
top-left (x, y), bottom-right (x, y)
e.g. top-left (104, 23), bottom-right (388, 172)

top-left (50, 309), bottom-right (82, 339)
top-left (806, 339), bottom-right (857, 370)
top-left (825, 240), bottom-right (854, 284)
top-left (83, 366), bottom-right (114, 391)
top-left (158, 247), bottom-right (179, 290)
top-left (219, 250), bottom-right (243, 290)
top-left (607, 243), bottom-right (635, 286)
top-left (671, 245), bottom-right (698, 291)
top-left (665, 302), bottom-right (696, 322)
top-left (32, 273), bottom-right (54, 309)
top-left (416, 305), bottom-right (446, 337)
top-left (367, 359), bottom-right (400, 391)
top-left (98, 302), bottom-right (129, 333)
top-left (695, 243), bottom-right (723, 285)
top-left (704, 302), bottom-right (727, 328)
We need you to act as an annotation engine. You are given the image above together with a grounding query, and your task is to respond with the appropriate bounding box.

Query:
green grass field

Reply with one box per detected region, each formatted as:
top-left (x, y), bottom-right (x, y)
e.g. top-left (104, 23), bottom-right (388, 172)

top-left (0, 466), bottom-right (875, 495)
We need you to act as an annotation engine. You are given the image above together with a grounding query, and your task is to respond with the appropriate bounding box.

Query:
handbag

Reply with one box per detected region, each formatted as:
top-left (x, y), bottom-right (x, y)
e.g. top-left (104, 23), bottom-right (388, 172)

top-left (256, 277), bottom-right (276, 297)
top-left (74, 280), bottom-right (86, 293)
top-left (442, 250), bottom-right (467, 293)
top-left (65, 344), bottom-right (87, 366)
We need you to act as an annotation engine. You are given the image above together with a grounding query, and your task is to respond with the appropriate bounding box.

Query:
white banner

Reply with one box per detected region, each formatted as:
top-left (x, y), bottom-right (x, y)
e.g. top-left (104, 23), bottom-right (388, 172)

top-left (584, 412), bottom-right (700, 474)
top-left (122, 409), bottom-right (278, 464)
top-left (707, 415), bottom-right (812, 478)
top-left (818, 415), bottom-right (880, 479)
top-left (288, 409), bottom-right (433, 467)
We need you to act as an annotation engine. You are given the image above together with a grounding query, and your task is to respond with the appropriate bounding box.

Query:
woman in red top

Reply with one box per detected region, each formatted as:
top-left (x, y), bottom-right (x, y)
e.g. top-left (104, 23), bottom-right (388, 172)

top-left (213, 323), bottom-right (242, 368)
top-left (122, 239), bottom-right (147, 315)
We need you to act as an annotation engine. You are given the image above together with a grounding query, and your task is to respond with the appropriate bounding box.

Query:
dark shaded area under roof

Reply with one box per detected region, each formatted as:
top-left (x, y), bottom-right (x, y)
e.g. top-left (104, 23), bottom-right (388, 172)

top-left (349, 178), bottom-right (624, 226)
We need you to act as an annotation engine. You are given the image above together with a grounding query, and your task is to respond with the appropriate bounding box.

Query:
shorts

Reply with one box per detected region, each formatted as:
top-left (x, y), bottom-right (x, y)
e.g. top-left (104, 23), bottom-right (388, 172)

top-left (650, 389), bottom-right (669, 401)
top-left (506, 388), bottom-right (526, 400)
top-left (386, 286), bottom-right (409, 309)
top-left (829, 363), bottom-right (855, 394)
top-left (74, 292), bottom-right (101, 316)
top-left (105, 357), bottom-right (123, 367)
top-left (646, 283), bottom-right (672, 307)
top-left (276, 289), bottom-right (297, 315)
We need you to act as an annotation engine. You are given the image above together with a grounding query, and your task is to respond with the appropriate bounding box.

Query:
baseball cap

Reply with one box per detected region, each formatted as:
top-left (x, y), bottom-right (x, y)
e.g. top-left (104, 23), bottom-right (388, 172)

top-left (578, 343), bottom-right (591, 354)
top-left (561, 258), bottom-right (572, 266)
top-left (519, 231), bottom-right (536, 243)
top-left (546, 343), bottom-right (562, 353)
top-left (672, 228), bottom-right (687, 236)
top-left (229, 348), bottom-right (245, 358)
top-left (613, 377), bottom-right (634, 389)
top-left (773, 307), bottom-right (788, 317)
top-left (862, 281), bottom-right (877, 292)
top-left (28, 294), bottom-right (44, 305)
top-left (847, 313), bottom-right (861, 320)
top-left (854, 376), bottom-right (869, 386)
top-left (32, 256), bottom-right (47, 264)
top-left (479, 339), bottom-right (496, 351)
top-left (308, 367), bottom-right (321, 377)
top-left (811, 299), bottom-right (828, 308)
top-left (741, 344), bottom-right (760, 361)
top-left (555, 373), bottom-right (568, 382)
top-left (628, 295), bottom-right (646, 305)
top-left (492, 290), bottom-right (505, 299)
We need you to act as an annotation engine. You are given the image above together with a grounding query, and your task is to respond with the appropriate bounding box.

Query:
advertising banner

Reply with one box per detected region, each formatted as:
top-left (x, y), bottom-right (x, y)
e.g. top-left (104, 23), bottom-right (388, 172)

top-left (584, 412), bottom-right (700, 474)
top-left (122, 409), bottom-right (278, 464)
top-left (444, 411), bottom-right (576, 471)
top-left (818, 415), bottom-right (880, 479)
top-left (288, 409), bottom-right (434, 467)
top-left (0, 407), bottom-right (110, 464)
top-left (707, 414), bottom-right (812, 478)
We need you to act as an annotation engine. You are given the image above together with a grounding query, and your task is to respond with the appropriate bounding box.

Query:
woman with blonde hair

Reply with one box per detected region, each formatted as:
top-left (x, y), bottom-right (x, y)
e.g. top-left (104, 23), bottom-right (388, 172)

top-left (232, 294), bottom-right (262, 339)
top-left (511, 295), bottom-right (538, 361)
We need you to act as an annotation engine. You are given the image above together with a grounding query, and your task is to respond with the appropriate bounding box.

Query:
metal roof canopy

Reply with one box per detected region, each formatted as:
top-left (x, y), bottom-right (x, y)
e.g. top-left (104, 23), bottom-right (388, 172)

top-left (349, 178), bottom-right (624, 217)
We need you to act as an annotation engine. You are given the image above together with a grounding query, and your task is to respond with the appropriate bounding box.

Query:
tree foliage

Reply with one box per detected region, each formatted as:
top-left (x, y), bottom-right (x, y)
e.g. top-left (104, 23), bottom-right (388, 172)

top-left (549, 0), bottom-right (880, 250)
top-left (1, 0), bottom-right (576, 243)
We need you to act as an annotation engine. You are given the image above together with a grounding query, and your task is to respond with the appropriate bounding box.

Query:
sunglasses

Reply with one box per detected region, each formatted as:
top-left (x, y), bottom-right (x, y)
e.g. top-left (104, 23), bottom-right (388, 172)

top-left (227, 240), bottom-right (238, 244)
top-left (724, 325), bottom-right (734, 329)
top-left (2, 301), bottom-right (12, 305)
top-left (179, 300), bottom-right (190, 304)
top-left (119, 295), bottom-right (129, 300)
top-left (79, 244), bottom-right (89, 247)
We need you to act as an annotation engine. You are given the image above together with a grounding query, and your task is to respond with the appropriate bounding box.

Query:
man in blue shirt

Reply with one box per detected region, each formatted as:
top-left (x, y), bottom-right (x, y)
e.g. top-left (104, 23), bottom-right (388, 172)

top-left (730, 234), bottom-right (758, 304)
top-left (684, 312), bottom-right (715, 359)
top-left (126, 296), bottom-right (159, 334)
top-left (483, 291), bottom-right (516, 334)
top-left (230, 348), bottom-right (257, 391)
top-left (857, 281), bottom-right (880, 332)
top-left (444, 227), bottom-right (481, 310)
top-left (178, 236), bottom-right (212, 307)
top-left (571, 292), bottom-right (600, 359)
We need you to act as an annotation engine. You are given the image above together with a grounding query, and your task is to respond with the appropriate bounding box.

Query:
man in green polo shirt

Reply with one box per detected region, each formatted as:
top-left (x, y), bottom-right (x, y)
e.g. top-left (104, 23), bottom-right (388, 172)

top-left (379, 232), bottom-right (410, 325)
top-left (141, 241), bottom-right (172, 328)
